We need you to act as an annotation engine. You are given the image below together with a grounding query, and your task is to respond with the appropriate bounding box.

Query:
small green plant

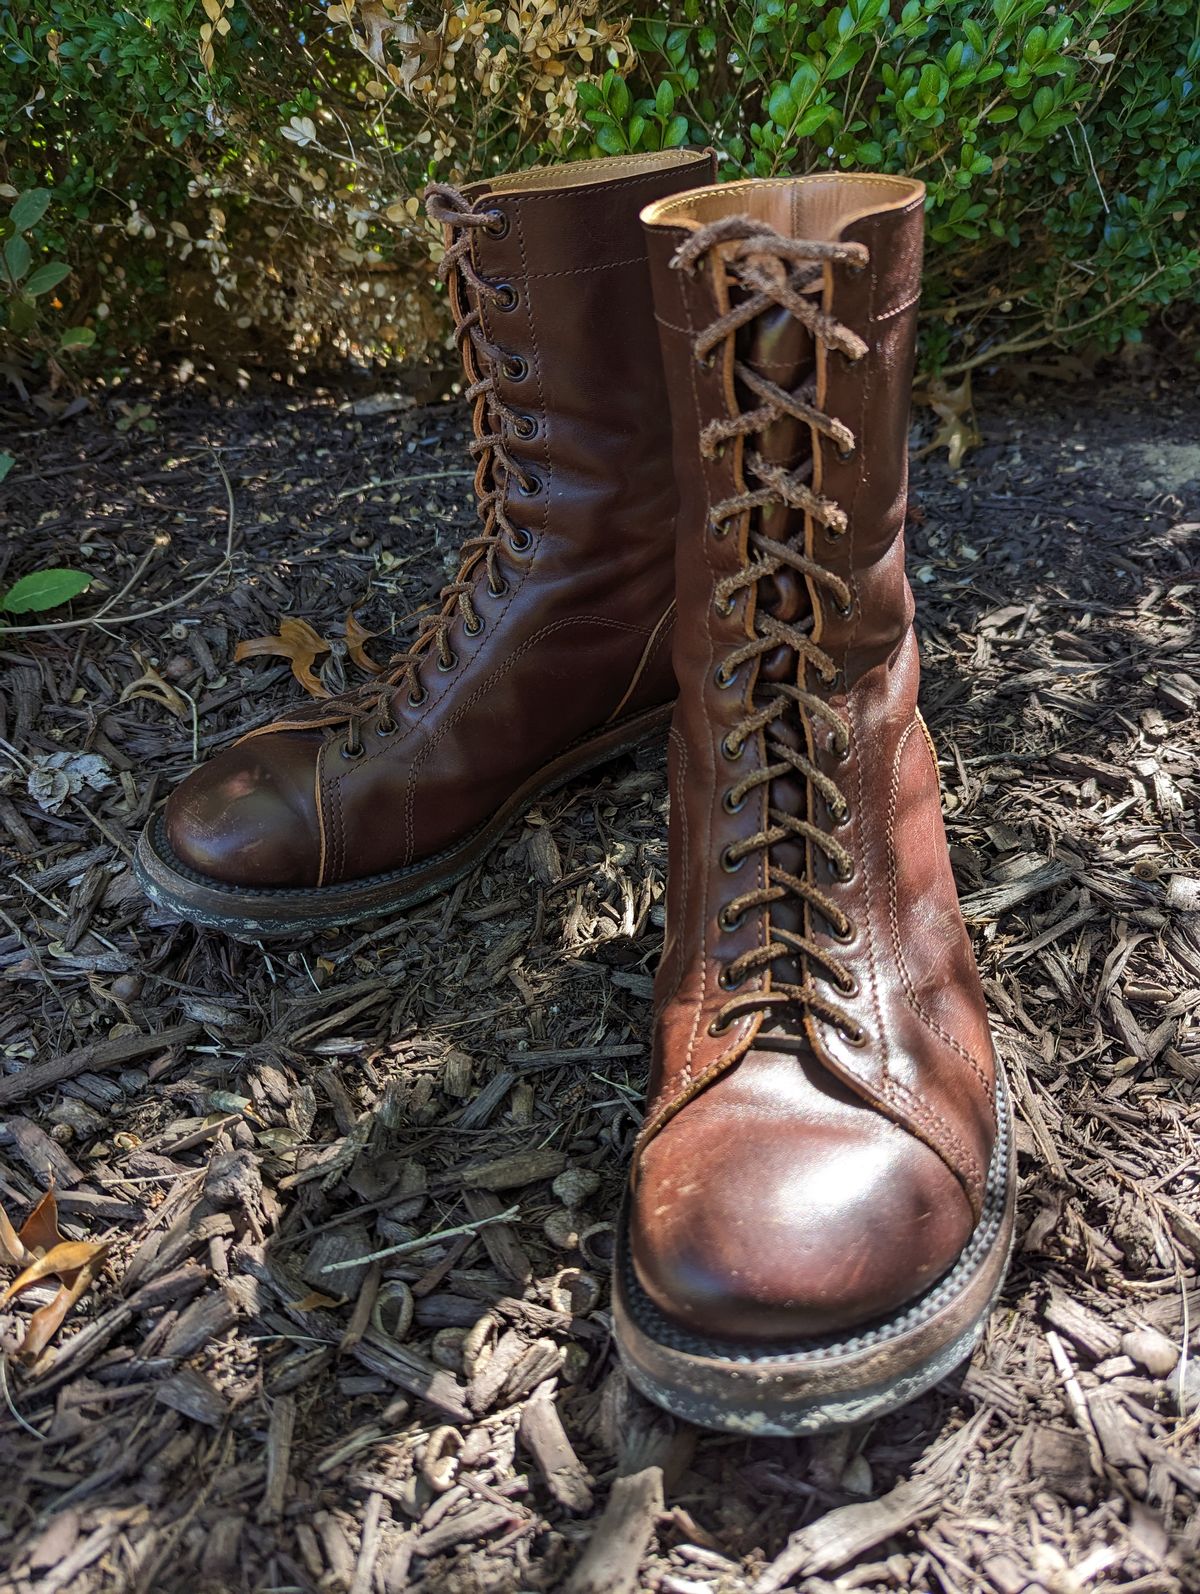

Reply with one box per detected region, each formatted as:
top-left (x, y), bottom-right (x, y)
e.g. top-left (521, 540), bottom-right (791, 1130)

top-left (0, 187), bottom-right (94, 356)
top-left (0, 568), bottom-right (93, 615)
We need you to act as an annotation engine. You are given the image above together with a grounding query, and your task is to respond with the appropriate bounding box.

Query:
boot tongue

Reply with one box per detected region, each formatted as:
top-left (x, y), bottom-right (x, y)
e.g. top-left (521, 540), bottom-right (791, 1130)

top-left (735, 274), bottom-right (817, 1044)
top-left (740, 300), bottom-right (813, 671)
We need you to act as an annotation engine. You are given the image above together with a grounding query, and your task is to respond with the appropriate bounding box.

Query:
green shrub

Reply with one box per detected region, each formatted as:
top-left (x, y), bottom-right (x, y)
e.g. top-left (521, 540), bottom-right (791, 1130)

top-left (2, 1), bottom-right (1196, 376)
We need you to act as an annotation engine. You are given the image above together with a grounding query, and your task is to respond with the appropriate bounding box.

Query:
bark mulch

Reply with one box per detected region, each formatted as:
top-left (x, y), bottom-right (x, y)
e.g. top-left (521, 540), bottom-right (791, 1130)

top-left (0, 370), bottom-right (1197, 1594)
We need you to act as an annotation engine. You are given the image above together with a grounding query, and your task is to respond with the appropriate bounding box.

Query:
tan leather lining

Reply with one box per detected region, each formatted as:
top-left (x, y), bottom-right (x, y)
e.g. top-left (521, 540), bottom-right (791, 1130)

top-left (642, 174), bottom-right (925, 244)
top-left (470, 148), bottom-right (713, 199)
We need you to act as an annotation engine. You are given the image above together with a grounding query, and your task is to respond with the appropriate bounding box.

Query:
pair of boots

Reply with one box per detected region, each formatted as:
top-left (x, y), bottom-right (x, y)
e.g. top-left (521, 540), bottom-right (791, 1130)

top-left (136, 152), bottom-right (1015, 1435)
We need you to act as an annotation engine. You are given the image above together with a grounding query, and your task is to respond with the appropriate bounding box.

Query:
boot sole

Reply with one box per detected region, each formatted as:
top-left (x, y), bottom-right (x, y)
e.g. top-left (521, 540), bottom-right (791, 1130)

top-left (134, 701), bottom-right (673, 941)
top-left (613, 1061), bottom-right (1016, 1436)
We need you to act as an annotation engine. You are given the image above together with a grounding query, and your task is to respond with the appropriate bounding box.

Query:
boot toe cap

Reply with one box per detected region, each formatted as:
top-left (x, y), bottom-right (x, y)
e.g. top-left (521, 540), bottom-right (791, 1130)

top-left (629, 1064), bottom-right (976, 1345)
top-left (164, 735), bottom-right (324, 889)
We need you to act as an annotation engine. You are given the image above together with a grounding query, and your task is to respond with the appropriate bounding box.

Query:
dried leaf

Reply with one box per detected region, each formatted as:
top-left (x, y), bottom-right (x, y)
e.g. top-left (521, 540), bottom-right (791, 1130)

top-left (915, 375), bottom-right (980, 468)
top-left (0, 1203), bottom-right (27, 1267)
top-left (235, 617), bottom-right (332, 698)
top-left (2, 1239), bottom-right (110, 1303)
top-left (20, 1250), bottom-right (109, 1363)
top-left (25, 750), bottom-right (114, 815)
top-left (18, 1188), bottom-right (61, 1257)
top-left (288, 1290), bottom-right (345, 1311)
top-left (345, 610), bottom-right (383, 675)
top-left (120, 652), bottom-right (192, 719)
top-left (1, 1188), bottom-right (111, 1357)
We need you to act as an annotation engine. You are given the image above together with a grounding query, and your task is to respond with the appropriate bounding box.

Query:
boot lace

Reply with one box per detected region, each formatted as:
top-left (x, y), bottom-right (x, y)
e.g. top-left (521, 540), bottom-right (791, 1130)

top-left (672, 216), bottom-right (871, 1047)
top-left (338, 182), bottom-right (539, 754)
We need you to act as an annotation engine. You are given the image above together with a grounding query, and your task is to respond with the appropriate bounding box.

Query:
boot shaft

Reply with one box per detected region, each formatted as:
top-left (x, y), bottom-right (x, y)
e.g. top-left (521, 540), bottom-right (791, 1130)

top-left (434, 151), bottom-right (717, 601)
top-left (637, 175), bottom-right (996, 1220)
top-left (642, 175), bottom-right (924, 686)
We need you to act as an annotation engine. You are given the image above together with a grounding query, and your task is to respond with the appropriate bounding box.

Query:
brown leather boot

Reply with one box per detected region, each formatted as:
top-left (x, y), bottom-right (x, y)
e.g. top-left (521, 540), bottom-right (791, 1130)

top-left (135, 150), bottom-right (714, 938)
top-left (613, 176), bottom-right (1016, 1434)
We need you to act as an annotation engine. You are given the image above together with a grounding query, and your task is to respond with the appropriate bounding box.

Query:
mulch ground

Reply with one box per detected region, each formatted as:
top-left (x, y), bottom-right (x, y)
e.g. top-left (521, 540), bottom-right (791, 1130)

top-left (0, 366), bottom-right (1197, 1594)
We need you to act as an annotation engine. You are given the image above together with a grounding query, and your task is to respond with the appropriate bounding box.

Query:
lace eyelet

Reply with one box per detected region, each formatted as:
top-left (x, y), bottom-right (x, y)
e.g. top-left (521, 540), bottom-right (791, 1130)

top-left (502, 354), bottom-right (528, 381)
top-left (718, 904), bottom-right (744, 933)
top-left (717, 966), bottom-right (745, 992)
top-left (408, 685), bottom-right (428, 708)
top-left (719, 844), bottom-right (745, 873)
top-left (834, 858), bottom-right (855, 884)
top-left (824, 525), bottom-right (845, 542)
top-left (834, 599), bottom-right (854, 619)
top-left (709, 518), bottom-right (729, 539)
top-left (436, 651), bottom-right (459, 673)
top-left (493, 283), bottom-right (519, 311)
top-left (839, 1021), bottom-right (868, 1047)
top-left (714, 662), bottom-right (738, 689)
top-left (831, 800), bottom-right (851, 828)
top-left (836, 444), bottom-right (855, 463)
top-left (376, 717), bottom-right (397, 738)
top-left (341, 739), bottom-right (363, 760)
top-left (512, 413), bottom-right (538, 440)
top-left (835, 972), bottom-right (860, 999)
top-left (707, 1014), bottom-right (732, 1038)
top-left (831, 735), bottom-right (850, 762)
top-left (509, 527), bottom-right (534, 553)
top-left (722, 789), bottom-right (746, 815)
top-left (484, 208), bottom-right (509, 238)
top-left (830, 916), bottom-right (855, 945)
top-left (488, 578), bottom-right (510, 598)
top-left (516, 473), bottom-right (542, 498)
top-left (464, 614), bottom-right (483, 637)
top-left (721, 733), bottom-right (742, 760)
top-left (714, 594), bottom-right (734, 618)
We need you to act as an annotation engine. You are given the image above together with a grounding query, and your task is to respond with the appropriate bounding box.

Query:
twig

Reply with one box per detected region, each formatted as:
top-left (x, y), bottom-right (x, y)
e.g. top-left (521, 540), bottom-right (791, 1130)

top-left (321, 1204), bottom-right (521, 1272)
top-left (1046, 1329), bottom-right (1106, 1476)
top-left (0, 1352), bottom-right (49, 1440)
top-left (349, 1491), bottom-right (386, 1594)
top-left (933, 265), bottom-right (1170, 379)
top-left (335, 467), bottom-right (473, 501)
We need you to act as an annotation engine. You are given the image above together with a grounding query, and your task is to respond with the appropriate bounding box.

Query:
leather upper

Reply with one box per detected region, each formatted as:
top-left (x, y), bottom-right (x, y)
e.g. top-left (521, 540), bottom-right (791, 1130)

top-left (163, 150), bottom-right (715, 890)
top-left (631, 177), bottom-right (997, 1344)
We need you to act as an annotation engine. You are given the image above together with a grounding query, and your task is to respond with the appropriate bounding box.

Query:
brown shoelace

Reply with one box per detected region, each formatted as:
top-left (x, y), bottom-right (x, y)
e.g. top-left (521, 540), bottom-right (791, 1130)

top-left (338, 183), bottom-right (538, 753)
top-left (672, 216), bottom-right (871, 1047)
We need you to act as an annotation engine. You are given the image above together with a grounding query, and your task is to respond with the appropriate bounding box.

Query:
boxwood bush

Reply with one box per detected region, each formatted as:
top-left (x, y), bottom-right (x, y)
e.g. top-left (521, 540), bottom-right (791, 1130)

top-left (2, 0), bottom-right (1196, 375)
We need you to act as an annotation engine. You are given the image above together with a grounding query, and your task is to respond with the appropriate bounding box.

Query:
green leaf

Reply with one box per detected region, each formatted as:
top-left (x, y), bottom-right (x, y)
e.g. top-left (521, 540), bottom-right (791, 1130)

top-left (24, 261), bottom-right (71, 297)
top-left (628, 114), bottom-right (646, 148)
top-left (1, 568), bottom-right (92, 615)
top-left (796, 104), bottom-right (832, 138)
top-left (7, 296), bottom-right (36, 335)
top-left (3, 233), bottom-right (32, 284)
top-left (59, 326), bottom-right (96, 352)
top-left (0, 452), bottom-right (14, 484)
top-left (594, 122), bottom-right (626, 155)
top-left (10, 189), bottom-right (50, 232)
top-left (655, 80), bottom-right (675, 118)
top-left (767, 82), bottom-right (796, 125)
top-left (665, 114), bottom-right (690, 148)
top-left (609, 76), bottom-right (631, 119)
